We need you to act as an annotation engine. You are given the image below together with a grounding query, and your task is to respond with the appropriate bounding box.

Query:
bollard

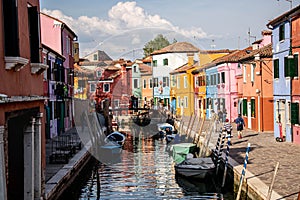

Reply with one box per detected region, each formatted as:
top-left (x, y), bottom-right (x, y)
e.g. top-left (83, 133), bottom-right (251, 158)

top-left (221, 137), bottom-right (231, 187)
top-left (236, 143), bottom-right (251, 200)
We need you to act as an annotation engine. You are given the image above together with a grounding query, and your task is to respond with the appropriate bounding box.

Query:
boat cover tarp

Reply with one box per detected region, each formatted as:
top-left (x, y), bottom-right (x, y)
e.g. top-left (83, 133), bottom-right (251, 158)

top-left (177, 157), bottom-right (215, 170)
top-left (172, 143), bottom-right (196, 164)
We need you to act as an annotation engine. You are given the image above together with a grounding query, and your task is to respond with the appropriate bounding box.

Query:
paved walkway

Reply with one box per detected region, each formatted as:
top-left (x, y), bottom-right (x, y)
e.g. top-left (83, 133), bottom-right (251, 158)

top-left (179, 115), bottom-right (300, 200)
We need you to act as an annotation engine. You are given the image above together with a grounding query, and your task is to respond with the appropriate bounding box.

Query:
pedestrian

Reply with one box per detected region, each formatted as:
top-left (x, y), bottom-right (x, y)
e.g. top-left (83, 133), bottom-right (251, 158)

top-left (223, 119), bottom-right (232, 144)
top-left (218, 109), bottom-right (223, 123)
top-left (234, 114), bottom-right (245, 139)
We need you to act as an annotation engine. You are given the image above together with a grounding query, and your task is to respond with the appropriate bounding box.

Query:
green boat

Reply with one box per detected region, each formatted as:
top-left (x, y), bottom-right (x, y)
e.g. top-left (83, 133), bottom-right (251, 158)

top-left (171, 143), bottom-right (196, 164)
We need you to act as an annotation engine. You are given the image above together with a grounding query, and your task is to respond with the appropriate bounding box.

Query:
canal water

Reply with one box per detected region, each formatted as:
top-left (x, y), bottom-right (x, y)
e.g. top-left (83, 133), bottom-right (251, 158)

top-left (62, 134), bottom-right (234, 200)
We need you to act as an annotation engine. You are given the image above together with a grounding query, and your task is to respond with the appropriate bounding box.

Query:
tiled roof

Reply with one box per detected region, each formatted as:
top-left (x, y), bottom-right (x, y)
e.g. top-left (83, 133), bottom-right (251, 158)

top-left (170, 61), bottom-right (198, 74)
top-left (142, 56), bottom-right (152, 63)
top-left (139, 63), bottom-right (152, 74)
top-left (267, 5), bottom-right (300, 28)
top-left (199, 49), bottom-right (235, 54)
top-left (151, 42), bottom-right (199, 55)
top-left (239, 43), bottom-right (272, 61)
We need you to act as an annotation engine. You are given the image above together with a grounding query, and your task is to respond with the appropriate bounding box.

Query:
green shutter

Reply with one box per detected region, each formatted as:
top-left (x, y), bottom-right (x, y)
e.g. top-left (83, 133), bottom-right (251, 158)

top-left (284, 57), bottom-right (289, 77)
top-left (289, 56), bottom-right (295, 77)
top-left (242, 99), bottom-right (247, 116)
top-left (291, 102), bottom-right (299, 125)
top-left (251, 99), bottom-right (255, 117)
top-left (274, 59), bottom-right (279, 78)
top-left (294, 54), bottom-right (298, 77)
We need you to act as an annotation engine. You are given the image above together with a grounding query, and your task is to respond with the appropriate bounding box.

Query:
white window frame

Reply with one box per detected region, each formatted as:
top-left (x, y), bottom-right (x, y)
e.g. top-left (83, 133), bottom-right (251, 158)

top-left (184, 76), bottom-right (187, 88)
top-left (103, 83), bottom-right (110, 92)
top-left (171, 75), bottom-right (176, 87)
top-left (178, 96), bottom-right (181, 107)
top-left (143, 79), bottom-right (147, 89)
top-left (177, 76), bottom-right (180, 89)
top-left (96, 70), bottom-right (102, 78)
top-left (243, 65), bottom-right (247, 83)
top-left (184, 96), bottom-right (188, 108)
top-left (90, 83), bottom-right (96, 93)
top-left (149, 79), bottom-right (153, 88)
top-left (251, 63), bottom-right (255, 82)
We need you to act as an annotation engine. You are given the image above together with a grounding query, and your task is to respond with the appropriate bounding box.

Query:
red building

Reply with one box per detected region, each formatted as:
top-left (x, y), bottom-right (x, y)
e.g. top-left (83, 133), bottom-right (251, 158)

top-left (0, 0), bottom-right (48, 199)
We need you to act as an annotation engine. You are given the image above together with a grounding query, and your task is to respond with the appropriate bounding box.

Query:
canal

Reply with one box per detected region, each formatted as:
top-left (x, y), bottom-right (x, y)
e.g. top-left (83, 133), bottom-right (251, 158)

top-left (60, 133), bottom-right (234, 200)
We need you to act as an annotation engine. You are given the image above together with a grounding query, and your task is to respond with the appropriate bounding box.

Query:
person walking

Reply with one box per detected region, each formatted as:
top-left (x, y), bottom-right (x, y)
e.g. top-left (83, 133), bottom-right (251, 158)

top-left (234, 114), bottom-right (245, 139)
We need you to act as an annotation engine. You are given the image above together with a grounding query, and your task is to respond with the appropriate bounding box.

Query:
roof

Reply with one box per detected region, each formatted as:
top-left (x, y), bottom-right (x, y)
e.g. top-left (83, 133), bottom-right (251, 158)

top-left (151, 42), bottom-right (199, 55)
top-left (267, 5), bottom-right (300, 28)
top-left (84, 50), bottom-right (113, 61)
top-left (139, 63), bottom-right (152, 74)
top-left (239, 43), bottom-right (272, 61)
top-left (199, 49), bottom-right (235, 54)
top-left (170, 61), bottom-right (198, 74)
top-left (41, 13), bottom-right (77, 38)
top-left (142, 56), bottom-right (152, 63)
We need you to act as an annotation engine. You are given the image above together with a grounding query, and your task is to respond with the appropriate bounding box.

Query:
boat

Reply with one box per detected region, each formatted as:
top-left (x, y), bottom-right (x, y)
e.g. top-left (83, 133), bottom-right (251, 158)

top-left (152, 123), bottom-right (177, 142)
top-left (174, 157), bottom-right (216, 179)
top-left (132, 112), bottom-right (151, 126)
top-left (171, 143), bottom-right (197, 164)
top-left (104, 131), bottom-right (126, 146)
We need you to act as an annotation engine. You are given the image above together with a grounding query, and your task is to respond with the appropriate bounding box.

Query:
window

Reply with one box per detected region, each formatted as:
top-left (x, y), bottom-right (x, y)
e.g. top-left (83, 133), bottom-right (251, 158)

top-left (206, 75), bottom-right (210, 86)
top-left (153, 60), bottom-right (157, 67)
top-left (96, 70), bottom-right (102, 78)
top-left (133, 66), bottom-right (137, 73)
top-left (133, 79), bottom-right (139, 88)
top-left (287, 101), bottom-right (291, 124)
top-left (184, 96), bottom-right (188, 108)
top-left (274, 59), bottom-right (279, 79)
top-left (279, 24), bottom-right (285, 41)
top-left (153, 78), bottom-right (158, 87)
top-left (242, 99), bottom-right (247, 116)
top-left (217, 73), bottom-right (220, 84)
top-left (284, 56), bottom-right (290, 77)
top-left (184, 76), bottom-right (187, 88)
top-left (93, 54), bottom-right (98, 61)
top-left (66, 37), bottom-right (70, 55)
top-left (195, 76), bottom-right (199, 87)
top-left (243, 65), bottom-right (247, 83)
top-left (178, 97), bottom-right (181, 107)
top-left (210, 75), bottom-right (214, 85)
top-left (221, 72), bottom-right (225, 83)
top-left (103, 83), bottom-right (110, 92)
top-left (3, 0), bottom-right (19, 57)
top-left (143, 79), bottom-right (147, 89)
top-left (291, 102), bottom-right (299, 125)
top-left (171, 75), bottom-right (176, 87)
top-left (251, 98), bottom-right (255, 117)
top-left (294, 54), bottom-right (299, 77)
top-left (90, 84), bottom-right (96, 93)
top-left (177, 76), bottom-right (180, 88)
top-left (237, 63), bottom-right (241, 69)
top-left (28, 6), bottom-right (40, 63)
top-left (163, 77), bottom-right (169, 87)
top-left (149, 79), bottom-right (153, 88)
top-left (251, 63), bottom-right (255, 82)
top-left (163, 58), bottom-right (168, 66)
top-left (114, 100), bottom-right (120, 108)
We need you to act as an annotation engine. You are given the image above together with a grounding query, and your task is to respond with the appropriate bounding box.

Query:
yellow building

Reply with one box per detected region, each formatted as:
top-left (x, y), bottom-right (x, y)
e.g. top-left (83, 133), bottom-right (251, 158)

top-left (170, 54), bottom-right (198, 117)
top-left (192, 49), bottom-right (234, 118)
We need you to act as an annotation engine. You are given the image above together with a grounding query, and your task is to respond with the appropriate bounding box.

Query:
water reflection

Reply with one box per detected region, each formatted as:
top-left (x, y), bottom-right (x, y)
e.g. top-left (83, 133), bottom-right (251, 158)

top-left (78, 136), bottom-right (229, 200)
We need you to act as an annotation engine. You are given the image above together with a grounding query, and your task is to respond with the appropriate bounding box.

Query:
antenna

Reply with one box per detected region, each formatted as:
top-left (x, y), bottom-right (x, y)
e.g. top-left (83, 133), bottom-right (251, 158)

top-left (248, 28), bottom-right (256, 46)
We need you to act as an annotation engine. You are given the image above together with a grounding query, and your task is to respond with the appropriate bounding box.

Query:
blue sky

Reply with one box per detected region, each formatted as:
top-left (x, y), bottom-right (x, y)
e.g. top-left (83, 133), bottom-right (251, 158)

top-left (40, 0), bottom-right (300, 60)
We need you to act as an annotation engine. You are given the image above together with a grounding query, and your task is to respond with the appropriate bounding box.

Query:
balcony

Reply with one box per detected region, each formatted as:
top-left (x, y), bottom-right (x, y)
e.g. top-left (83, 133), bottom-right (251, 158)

top-left (5, 56), bottom-right (29, 71)
top-left (31, 63), bottom-right (49, 74)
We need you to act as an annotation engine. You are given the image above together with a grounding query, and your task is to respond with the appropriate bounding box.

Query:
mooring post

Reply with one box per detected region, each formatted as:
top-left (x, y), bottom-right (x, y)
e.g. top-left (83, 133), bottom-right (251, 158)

top-left (186, 114), bottom-right (196, 140)
top-left (266, 162), bottom-right (280, 200)
top-left (236, 143), bottom-right (251, 200)
top-left (221, 136), bottom-right (231, 187)
top-left (185, 113), bottom-right (193, 136)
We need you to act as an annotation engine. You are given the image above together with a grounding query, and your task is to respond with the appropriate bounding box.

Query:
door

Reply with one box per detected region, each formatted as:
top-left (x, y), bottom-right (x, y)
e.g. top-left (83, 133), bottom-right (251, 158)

top-left (279, 100), bottom-right (286, 138)
top-left (247, 101), bottom-right (252, 128)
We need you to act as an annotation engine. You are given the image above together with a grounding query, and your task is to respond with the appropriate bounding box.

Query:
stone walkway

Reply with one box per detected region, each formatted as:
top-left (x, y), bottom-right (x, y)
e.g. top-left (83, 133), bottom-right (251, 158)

top-left (179, 115), bottom-right (300, 200)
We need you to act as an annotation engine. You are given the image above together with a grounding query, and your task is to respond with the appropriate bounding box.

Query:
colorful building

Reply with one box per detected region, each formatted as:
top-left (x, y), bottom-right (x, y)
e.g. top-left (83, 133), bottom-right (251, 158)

top-left (0, 0), bottom-right (48, 199)
top-left (267, 6), bottom-right (299, 142)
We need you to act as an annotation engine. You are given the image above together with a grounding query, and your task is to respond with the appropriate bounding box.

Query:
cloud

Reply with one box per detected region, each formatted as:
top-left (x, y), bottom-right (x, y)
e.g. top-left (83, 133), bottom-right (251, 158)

top-left (41, 1), bottom-right (210, 59)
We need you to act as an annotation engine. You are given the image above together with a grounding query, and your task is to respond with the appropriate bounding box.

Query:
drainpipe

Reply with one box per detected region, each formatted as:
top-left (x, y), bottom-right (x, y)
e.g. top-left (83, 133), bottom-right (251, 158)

top-left (289, 15), bottom-right (293, 142)
top-left (0, 126), bottom-right (7, 200)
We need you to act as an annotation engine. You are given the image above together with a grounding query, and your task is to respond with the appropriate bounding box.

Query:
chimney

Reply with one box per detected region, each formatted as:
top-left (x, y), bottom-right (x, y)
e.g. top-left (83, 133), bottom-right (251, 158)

top-left (187, 53), bottom-right (194, 66)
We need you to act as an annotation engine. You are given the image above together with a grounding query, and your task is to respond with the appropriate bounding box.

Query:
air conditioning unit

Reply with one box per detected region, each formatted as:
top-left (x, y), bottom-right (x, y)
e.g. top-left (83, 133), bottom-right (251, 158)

top-left (256, 71), bottom-right (261, 75)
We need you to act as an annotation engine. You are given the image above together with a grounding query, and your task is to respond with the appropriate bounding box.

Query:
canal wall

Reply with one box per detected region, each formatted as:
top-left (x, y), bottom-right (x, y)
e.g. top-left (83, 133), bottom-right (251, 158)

top-left (45, 143), bottom-right (92, 200)
top-left (176, 117), bottom-right (283, 200)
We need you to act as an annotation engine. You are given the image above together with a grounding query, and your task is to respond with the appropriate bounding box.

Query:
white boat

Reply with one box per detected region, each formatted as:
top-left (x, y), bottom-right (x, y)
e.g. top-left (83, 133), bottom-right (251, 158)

top-left (174, 157), bottom-right (216, 179)
top-left (156, 123), bottom-right (177, 143)
top-left (104, 131), bottom-right (126, 146)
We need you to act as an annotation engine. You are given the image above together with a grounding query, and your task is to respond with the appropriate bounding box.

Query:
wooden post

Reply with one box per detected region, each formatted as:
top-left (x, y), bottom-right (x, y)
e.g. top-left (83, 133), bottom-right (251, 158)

top-left (184, 113), bottom-right (194, 136)
top-left (236, 143), bottom-right (251, 200)
top-left (186, 114), bottom-right (196, 139)
top-left (266, 162), bottom-right (280, 200)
